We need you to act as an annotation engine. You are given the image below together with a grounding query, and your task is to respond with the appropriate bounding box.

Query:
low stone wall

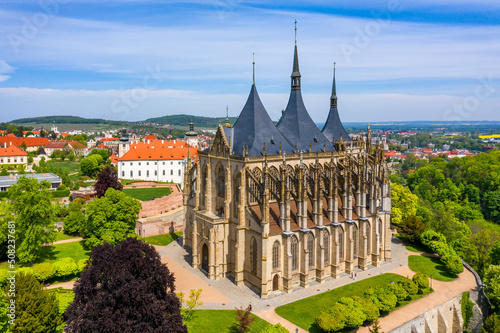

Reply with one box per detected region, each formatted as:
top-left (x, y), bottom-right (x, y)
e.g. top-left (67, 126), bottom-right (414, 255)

top-left (139, 192), bottom-right (183, 218)
top-left (136, 207), bottom-right (185, 237)
top-left (462, 260), bottom-right (491, 333)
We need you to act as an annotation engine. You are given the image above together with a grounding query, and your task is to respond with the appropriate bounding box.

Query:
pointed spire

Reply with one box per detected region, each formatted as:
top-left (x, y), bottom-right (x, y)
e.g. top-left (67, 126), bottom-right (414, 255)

top-left (331, 62), bottom-right (338, 108)
top-left (189, 117), bottom-right (194, 132)
top-left (291, 20), bottom-right (301, 90)
top-left (252, 53), bottom-right (255, 85)
top-left (224, 105), bottom-right (231, 128)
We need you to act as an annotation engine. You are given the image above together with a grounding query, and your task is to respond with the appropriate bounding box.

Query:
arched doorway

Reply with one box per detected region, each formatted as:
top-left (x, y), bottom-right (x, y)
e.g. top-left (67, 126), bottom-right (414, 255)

top-left (201, 243), bottom-right (209, 273)
top-left (273, 274), bottom-right (279, 291)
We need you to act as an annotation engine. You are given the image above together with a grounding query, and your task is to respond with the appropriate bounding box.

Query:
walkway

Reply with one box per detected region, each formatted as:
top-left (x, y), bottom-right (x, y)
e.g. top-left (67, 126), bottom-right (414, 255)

top-left (43, 237), bottom-right (83, 246)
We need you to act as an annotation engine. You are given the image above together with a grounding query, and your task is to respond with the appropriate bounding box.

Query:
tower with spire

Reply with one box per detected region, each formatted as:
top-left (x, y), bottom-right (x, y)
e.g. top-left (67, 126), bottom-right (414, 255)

top-left (322, 63), bottom-right (350, 142)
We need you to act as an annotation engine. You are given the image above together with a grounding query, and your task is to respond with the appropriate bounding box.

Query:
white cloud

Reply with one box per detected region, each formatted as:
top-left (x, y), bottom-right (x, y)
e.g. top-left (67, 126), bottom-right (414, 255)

top-left (0, 60), bottom-right (14, 82)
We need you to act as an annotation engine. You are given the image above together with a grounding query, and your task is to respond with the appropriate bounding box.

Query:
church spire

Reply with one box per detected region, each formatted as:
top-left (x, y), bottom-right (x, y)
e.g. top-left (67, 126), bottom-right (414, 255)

top-left (223, 105), bottom-right (232, 128)
top-left (291, 20), bottom-right (301, 90)
top-left (331, 62), bottom-right (337, 108)
top-left (252, 53), bottom-right (255, 85)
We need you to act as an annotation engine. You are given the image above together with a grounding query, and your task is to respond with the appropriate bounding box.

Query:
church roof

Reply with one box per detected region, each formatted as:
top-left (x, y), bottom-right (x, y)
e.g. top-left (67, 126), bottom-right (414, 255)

top-left (322, 67), bottom-right (350, 142)
top-left (225, 84), bottom-right (294, 156)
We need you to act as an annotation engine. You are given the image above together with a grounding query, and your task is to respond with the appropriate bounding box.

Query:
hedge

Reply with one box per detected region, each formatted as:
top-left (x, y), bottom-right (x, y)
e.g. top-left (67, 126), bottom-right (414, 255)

top-left (420, 231), bottom-right (464, 276)
top-left (0, 192), bottom-right (9, 199)
top-left (51, 189), bottom-right (70, 198)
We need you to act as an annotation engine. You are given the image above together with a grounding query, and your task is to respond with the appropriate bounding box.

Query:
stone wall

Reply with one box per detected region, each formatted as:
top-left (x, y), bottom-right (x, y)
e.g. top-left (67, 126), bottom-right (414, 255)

top-left (136, 207), bottom-right (185, 237)
top-left (139, 192), bottom-right (183, 218)
top-left (389, 296), bottom-right (463, 333)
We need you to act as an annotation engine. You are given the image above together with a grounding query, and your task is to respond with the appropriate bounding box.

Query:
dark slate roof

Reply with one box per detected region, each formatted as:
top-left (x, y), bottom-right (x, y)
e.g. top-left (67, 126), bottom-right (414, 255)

top-left (225, 84), bottom-right (294, 156)
top-left (322, 106), bottom-right (350, 142)
top-left (276, 89), bottom-right (333, 152)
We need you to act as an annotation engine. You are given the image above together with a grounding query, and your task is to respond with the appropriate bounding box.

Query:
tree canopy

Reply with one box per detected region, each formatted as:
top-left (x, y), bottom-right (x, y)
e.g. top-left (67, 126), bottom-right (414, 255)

top-left (94, 165), bottom-right (123, 198)
top-left (84, 188), bottom-right (141, 248)
top-left (65, 237), bottom-right (186, 332)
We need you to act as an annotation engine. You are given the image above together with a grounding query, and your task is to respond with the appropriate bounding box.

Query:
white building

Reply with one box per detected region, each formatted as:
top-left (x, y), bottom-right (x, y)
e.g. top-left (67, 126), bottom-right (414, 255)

top-left (117, 139), bottom-right (198, 187)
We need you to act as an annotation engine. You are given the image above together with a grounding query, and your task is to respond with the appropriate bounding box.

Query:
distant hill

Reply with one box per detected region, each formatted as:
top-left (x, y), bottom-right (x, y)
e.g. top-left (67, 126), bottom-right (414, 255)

top-left (144, 114), bottom-right (237, 128)
top-left (10, 115), bottom-right (126, 125)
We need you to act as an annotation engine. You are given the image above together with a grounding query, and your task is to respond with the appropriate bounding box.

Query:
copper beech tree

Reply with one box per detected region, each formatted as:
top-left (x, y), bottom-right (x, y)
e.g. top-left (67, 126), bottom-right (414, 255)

top-left (65, 238), bottom-right (186, 333)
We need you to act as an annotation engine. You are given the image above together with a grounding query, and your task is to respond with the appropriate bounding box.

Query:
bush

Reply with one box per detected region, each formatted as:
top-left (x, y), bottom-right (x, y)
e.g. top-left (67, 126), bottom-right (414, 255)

top-left (353, 296), bottom-right (380, 322)
top-left (0, 269), bottom-right (8, 287)
top-left (315, 305), bottom-right (346, 333)
top-left (412, 272), bottom-right (430, 292)
top-left (337, 297), bottom-right (367, 328)
top-left (461, 292), bottom-right (474, 329)
top-left (17, 266), bottom-right (35, 276)
top-left (421, 230), bottom-right (447, 248)
top-left (77, 259), bottom-right (88, 273)
top-left (387, 283), bottom-right (409, 302)
top-left (52, 189), bottom-right (70, 198)
top-left (54, 257), bottom-right (78, 278)
top-left (430, 241), bottom-right (449, 256)
top-left (33, 262), bottom-right (56, 282)
top-left (397, 277), bottom-right (419, 295)
top-left (442, 253), bottom-right (464, 276)
top-left (261, 323), bottom-right (290, 333)
top-left (57, 184), bottom-right (67, 191)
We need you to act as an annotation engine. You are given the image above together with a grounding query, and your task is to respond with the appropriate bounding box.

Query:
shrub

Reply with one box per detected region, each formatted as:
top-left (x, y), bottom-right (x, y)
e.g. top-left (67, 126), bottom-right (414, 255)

top-left (373, 288), bottom-right (397, 313)
top-left (442, 253), bottom-right (464, 276)
top-left (54, 257), bottom-right (78, 278)
top-left (77, 259), bottom-right (88, 273)
top-left (337, 297), bottom-right (367, 328)
top-left (387, 283), bottom-right (409, 302)
top-left (430, 241), bottom-right (449, 256)
top-left (260, 323), bottom-right (290, 333)
top-left (353, 296), bottom-right (380, 321)
top-left (52, 189), bottom-right (70, 198)
top-left (17, 266), bottom-right (35, 276)
top-left (57, 184), bottom-right (67, 191)
top-left (397, 277), bottom-right (419, 295)
top-left (412, 272), bottom-right (430, 292)
top-left (33, 262), bottom-right (56, 282)
top-left (421, 230), bottom-right (447, 248)
top-left (461, 292), bottom-right (474, 329)
top-left (0, 269), bottom-right (8, 287)
top-left (315, 305), bottom-right (346, 333)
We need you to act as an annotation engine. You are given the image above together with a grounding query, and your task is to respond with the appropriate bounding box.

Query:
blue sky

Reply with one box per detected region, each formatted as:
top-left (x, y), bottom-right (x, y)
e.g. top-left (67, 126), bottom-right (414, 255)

top-left (0, 0), bottom-right (499, 123)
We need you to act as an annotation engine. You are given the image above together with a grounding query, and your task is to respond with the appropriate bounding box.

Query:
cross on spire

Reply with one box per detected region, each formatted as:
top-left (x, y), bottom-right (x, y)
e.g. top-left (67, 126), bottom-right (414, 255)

top-left (252, 52), bottom-right (255, 84)
top-left (294, 19), bottom-right (297, 45)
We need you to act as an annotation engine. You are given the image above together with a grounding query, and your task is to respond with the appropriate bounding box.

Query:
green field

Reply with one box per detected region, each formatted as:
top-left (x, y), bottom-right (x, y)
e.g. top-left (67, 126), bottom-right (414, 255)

top-left (123, 187), bottom-right (172, 201)
top-left (408, 255), bottom-right (457, 282)
top-left (55, 232), bottom-right (79, 242)
top-left (275, 273), bottom-right (430, 332)
top-left (186, 310), bottom-right (270, 333)
top-left (47, 161), bottom-right (80, 173)
top-left (395, 234), bottom-right (431, 254)
top-left (145, 232), bottom-right (182, 246)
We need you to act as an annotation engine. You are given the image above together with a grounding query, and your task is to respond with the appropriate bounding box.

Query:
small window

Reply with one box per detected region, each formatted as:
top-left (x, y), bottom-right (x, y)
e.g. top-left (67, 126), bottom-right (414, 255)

top-left (130, 171), bottom-right (133, 177)
top-left (122, 162), bottom-right (124, 166)
top-left (122, 171), bottom-right (125, 177)
top-left (171, 162), bottom-right (173, 165)
top-left (138, 162), bottom-right (141, 166)
top-left (147, 162), bottom-right (149, 165)
top-left (178, 170), bottom-right (181, 176)
top-left (139, 171), bottom-right (141, 176)
top-left (155, 170), bottom-right (157, 176)
top-left (147, 170), bottom-right (149, 177)
top-left (163, 170), bottom-right (165, 175)
top-left (170, 170), bottom-right (173, 175)
top-left (130, 162), bottom-right (132, 165)
top-left (155, 162), bottom-right (157, 165)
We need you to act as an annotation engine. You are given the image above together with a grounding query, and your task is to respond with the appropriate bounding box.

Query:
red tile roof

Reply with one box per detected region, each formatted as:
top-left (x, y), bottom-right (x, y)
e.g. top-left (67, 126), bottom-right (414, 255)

top-left (0, 136), bottom-right (49, 147)
top-left (118, 140), bottom-right (198, 161)
top-left (0, 145), bottom-right (28, 157)
top-left (109, 154), bottom-right (118, 164)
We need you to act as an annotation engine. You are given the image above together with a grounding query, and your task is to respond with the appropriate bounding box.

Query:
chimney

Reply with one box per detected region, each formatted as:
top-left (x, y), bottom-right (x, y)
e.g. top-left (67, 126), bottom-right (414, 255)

top-left (161, 140), bottom-right (164, 144)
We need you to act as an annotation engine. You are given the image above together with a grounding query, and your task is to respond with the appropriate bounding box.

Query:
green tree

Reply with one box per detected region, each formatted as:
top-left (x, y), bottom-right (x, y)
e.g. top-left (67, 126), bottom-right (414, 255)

top-left (387, 283), bottom-right (409, 302)
top-left (8, 176), bottom-right (56, 264)
top-left (400, 215), bottom-right (426, 243)
top-left (0, 288), bottom-right (10, 333)
top-left (484, 191), bottom-right (500, 223)
top-left (90, 148), bottom-right (110, 160)
top-left (353, 296), bottom-right (380, 321)
top-left (315, 304), bottom-right (346, 333)
top-left (369, 318), bottom-right (384, 333)
top-left (33, 262), bottom-right (56, 282)
top-left (482, 313), bottom-right (500, 333)
top-left (337, 297), bottom-right (367, 328)
top-left (177, 289), bottom-right (203, 322)
top-left (85, 188), bottom-right (141, 248)
top-left (412, 272), bottom-right (430, 292)
top-left (0, 168), bottom-right (8, 176)
top-left (53, 257), bottom-right (78, 280)
top-left (491, 240), bottom-right (500, 265)
top-left (11, 272), bottom-right (60, 333)
top-left (391, 183), bottom-right (419, 225)
top-left (484, 265), bottom-right (500, 306)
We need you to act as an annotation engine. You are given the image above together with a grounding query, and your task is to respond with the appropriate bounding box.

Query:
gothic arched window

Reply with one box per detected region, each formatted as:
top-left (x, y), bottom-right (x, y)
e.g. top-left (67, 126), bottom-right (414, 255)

top-left (216, 165), bottom-right (225, 198)
top-left (291, 236), bottom-right (298, 271)
top-left (353, 225), bottom-right (358, 258)
top-left (339, 229), bottom-right (344, 261)
top-left (308, 233), bottom-right (314, 269)
top-left (272, 241), bottom-right (280, 270)
top-left (323, 230), bottom-right (330, 265)
top-left (250, 237), bottom-right (257, 274)
top-left (366, 222), bottom-right (371, 254)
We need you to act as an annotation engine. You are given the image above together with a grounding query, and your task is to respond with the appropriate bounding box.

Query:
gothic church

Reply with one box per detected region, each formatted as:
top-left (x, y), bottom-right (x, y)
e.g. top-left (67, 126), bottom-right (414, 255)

top-left (183, 31), bottom-right (391, 298)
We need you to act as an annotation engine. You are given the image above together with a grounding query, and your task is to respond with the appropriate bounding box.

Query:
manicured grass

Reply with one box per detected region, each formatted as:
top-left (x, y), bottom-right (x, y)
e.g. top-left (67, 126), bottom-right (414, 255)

top-left (275, 273), bottom-right (423, 333)
top-left (0, 240), bottom-right (90, 271)
top-left (123, 187), bottom-right (172, 201)
top-left (408, 255), bottom-right (457, 282)
top-left (186, 310), bottom-right (270, 333)
top-left (55, 232), bottom-right (79, 242)
top-left (395, 234), bottom-right (431, 254)
top-left (144, 232), bottom-right (183, 246)
top-left (47, 161), bottom-right (79, 173)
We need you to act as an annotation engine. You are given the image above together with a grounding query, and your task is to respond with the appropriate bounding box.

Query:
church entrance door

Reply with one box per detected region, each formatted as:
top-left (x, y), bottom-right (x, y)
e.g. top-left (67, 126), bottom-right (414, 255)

top-left (273, 274), bottom-right (279, 291)
top-left (201, 244), bottom-right (209, 273)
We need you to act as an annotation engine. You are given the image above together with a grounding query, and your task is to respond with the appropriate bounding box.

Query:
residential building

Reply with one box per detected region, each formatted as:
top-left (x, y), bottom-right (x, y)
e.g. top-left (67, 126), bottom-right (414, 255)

top-left (0, 145), bottom-right (28, 168)
top-left (0, 173), bottom-right (61, 191)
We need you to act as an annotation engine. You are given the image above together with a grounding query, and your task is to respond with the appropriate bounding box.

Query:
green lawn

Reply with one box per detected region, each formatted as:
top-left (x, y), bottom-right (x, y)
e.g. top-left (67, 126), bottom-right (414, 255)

top-left (55, 232), bottom-right (79, 242)
top-left (0, 240), bottom-right (90, 271)
top-left (275, 273), bottom-right (428, 333)
top-left (145, 232), bottom-right (182, 246)
top-left (408, 255), bottom-right (457, 282)
top-left (186, 310), bottom-right (270, 333)
top-left (395, 234), bottom-right (431, 254)
top-left (123, 187), bottom-right (172, 201)
top-left (47, 161), bottom-right (79, 173)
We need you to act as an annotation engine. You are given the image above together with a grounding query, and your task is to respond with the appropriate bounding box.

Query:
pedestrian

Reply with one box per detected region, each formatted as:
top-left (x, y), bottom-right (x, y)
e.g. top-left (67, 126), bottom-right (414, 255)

top-left (249, 303), bottom-right (252, 312)
top-left (354, 273), bottom-right (357, 280)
